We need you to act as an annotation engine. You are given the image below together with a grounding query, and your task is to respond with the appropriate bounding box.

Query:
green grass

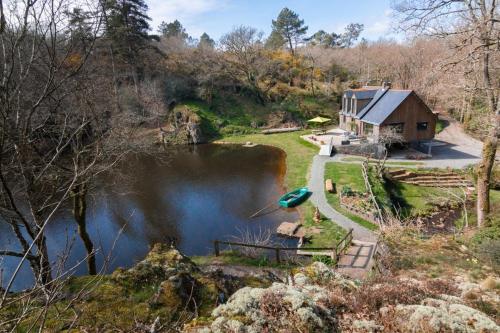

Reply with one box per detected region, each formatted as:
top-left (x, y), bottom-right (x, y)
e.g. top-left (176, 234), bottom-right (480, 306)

top-left (191, 251), bottom-right (295, 269)
top-left (324, 162), bottom-right (379, 230)
top-left (386, 180), bottom-right (453, 217)
top-left (340, 157), bottom-right (424, 166)
top-left (303, 218), bottom-right (347, 248)
top-left (367, 166), bottom-right (393, 212)
top-left (301, 206), bottom-right (347, 248)
top-left (435, 119), bottom-right (446, 134)
top-left (324, 162), bottom-right (365, 192)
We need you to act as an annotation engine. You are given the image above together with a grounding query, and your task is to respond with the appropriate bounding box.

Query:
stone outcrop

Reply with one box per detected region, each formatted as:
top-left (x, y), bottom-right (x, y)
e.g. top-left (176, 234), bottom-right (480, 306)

top-left (159, 107), bottom-right (206, 145)
top-left (201, 263), bottom-right (355, 333)
top-left (383, 297), bottom-right (499, 332)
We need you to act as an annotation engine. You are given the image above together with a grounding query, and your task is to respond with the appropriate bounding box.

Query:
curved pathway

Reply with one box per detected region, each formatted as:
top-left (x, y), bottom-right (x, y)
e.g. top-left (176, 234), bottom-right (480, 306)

top-left (307, 155), bottom-right (377, 242)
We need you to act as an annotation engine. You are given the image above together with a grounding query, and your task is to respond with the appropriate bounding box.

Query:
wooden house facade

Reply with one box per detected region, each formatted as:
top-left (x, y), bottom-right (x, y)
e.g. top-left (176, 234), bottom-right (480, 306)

top-left (339, 85), bottom-right (437, 143)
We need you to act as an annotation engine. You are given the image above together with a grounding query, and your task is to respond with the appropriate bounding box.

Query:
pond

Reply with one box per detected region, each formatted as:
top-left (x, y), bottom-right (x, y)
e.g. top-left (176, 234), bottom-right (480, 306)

top-left (0, 144), bottom-right (299, 291)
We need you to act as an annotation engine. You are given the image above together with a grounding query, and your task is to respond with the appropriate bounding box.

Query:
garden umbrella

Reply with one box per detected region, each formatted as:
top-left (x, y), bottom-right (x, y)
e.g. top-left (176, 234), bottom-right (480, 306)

top-left (307, 116), bottom-right (331, 124)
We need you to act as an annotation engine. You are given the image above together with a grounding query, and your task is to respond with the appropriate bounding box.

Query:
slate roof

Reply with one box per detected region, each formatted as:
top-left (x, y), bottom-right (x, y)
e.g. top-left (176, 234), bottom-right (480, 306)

top-left (354, 89), bottom-right (388, 119)
top-left (360, 90), bottom-right (412, 125)
top-left (344, 88), bottom-right (378, 100)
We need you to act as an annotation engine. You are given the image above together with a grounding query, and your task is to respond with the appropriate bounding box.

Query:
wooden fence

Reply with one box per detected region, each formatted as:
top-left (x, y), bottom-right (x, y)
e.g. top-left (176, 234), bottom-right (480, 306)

top-left (361, 161), bottom-right (384, 226)
top-left (213, 229), bottom-right (353, 264)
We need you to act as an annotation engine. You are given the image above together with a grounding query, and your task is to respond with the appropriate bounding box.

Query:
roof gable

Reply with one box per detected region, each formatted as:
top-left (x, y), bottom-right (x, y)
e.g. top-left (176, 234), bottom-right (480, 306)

top-left (359, 90), bottom-right (413, 125)
top-left (354, 89), bottom-right (388, 119)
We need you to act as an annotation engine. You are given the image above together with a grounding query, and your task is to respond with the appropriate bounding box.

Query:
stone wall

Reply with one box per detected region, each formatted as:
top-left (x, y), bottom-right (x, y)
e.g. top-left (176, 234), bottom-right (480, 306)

top-left (333, 143), bottom-right (386, 159)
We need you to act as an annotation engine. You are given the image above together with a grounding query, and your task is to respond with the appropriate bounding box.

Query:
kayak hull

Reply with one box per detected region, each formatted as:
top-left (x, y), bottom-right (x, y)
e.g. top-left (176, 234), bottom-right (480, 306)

top-left (278, 187), bottom-right (309, 208)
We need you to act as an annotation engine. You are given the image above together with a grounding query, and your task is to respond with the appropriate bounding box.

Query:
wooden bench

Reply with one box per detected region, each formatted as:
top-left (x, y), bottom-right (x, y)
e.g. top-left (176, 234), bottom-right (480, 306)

top-left (325, 179), bottom-right (335, 193)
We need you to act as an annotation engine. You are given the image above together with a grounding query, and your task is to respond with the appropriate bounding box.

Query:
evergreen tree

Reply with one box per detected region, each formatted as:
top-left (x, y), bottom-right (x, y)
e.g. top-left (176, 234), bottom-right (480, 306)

top-left (271, 7), bottom-right (308, 55)
top-left (264, 30), bottom-right (285, 50)
top-left (105, 0), bottom-right (151, 61)
top-left (158, 19), bottom-right (189, 40)
top-left (306, 30), bottom-right (341, 48)
top-left (199, 32), bottom-right (215, 48)
top-left (341, 23), bottom-right (364, 48)
top-left (66, 8), bottom-right (94, 52)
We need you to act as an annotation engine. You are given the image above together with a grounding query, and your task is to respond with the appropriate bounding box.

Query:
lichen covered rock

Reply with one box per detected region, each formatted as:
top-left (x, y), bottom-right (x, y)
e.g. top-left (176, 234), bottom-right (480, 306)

top-left (111, 244), bottom-right (198, 288)
top-left (383, 297), bottom-right (499, 332)
top-left (204, 262), bottom-right (349, 332)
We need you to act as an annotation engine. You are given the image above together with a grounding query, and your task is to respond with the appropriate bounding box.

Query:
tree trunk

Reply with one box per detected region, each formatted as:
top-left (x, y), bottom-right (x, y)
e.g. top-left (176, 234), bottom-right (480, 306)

top-left (476, 44), bottom-right (499, 227)
top-left (35, 235), bottom-right (53, 287)
top-left (476, 135), bottom-right (497, 226)
top-left (287, 37), bottom-right (294, 56)
top-left (72, 184), bottom-right (96, 275)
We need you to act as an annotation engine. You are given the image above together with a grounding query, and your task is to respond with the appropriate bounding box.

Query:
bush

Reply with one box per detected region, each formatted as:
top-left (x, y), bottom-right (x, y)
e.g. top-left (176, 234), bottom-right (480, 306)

top-left (341, 185), bottom-right (354, 197)
top-left (312, 255), bottom-right (334, 266)
top-left (346, 277), bottom-right (458, 313)
top-left (219, 125), bottom-right (256, 136)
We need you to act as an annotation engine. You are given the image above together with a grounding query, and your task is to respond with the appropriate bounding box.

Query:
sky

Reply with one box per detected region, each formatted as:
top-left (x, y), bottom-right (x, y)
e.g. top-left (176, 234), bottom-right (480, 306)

top-left (146, 0), bottom-right (401, 42)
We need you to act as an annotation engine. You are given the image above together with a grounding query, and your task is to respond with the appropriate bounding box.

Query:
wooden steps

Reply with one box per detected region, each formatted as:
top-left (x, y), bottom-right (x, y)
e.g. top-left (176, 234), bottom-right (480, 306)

top-left (388, 169), bottom-right (473, 188)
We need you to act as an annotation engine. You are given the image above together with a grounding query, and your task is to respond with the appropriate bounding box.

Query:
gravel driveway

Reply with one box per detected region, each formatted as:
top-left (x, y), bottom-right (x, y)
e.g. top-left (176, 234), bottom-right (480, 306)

top-left (389, 116), bottom-right (484, 169)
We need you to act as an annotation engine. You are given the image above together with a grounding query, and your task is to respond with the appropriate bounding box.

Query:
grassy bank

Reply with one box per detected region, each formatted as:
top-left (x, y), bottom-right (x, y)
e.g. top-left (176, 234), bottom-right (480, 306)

top-left (324, 162), bottom-right (379, 231)
top-left (219, 132), bottom-right (347, 247)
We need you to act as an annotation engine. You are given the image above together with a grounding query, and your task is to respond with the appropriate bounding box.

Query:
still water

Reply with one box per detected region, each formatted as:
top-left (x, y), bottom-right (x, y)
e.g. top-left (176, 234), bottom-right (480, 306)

top-left (0, 144), bottom-right (298, 290)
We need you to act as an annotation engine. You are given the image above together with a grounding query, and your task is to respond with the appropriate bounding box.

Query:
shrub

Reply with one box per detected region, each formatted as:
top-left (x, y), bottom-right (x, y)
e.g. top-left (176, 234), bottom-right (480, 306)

top-left (219, 125), bottom-right (256, 136)
top-left (341, 185), bottom-right (354, 197)
top-left (312, 255), bottom-right (334, 266)
top-left (346, 277), bottom-right (458, 313)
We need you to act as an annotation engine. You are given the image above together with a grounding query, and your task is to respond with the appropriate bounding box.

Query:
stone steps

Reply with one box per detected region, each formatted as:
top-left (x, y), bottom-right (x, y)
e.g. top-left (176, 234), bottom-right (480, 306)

top-left (336, 240), bottom-right (377, 279)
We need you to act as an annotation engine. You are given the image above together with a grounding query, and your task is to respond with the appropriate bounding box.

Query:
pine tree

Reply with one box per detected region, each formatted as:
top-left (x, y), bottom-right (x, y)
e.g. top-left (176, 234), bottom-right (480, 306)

top-left (264, 30), bottom-right (285, 50)
top-left (105, 0), bottom-right (151, 62)
top-left (66, 8), bottom-right (94, 52)
top-left (271, 7), bottom-right (308, 55)
top-left (199, 32), bottom-right (215, 48)
top-left (158, 19), bottom-right (189, 40)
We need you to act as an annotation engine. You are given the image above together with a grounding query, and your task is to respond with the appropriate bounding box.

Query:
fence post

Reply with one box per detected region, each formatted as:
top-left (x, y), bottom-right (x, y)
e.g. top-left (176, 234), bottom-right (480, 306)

top-left (214, 240), bottom-right (220, 256)
top-left (275, 248), bottom-right (280, 264)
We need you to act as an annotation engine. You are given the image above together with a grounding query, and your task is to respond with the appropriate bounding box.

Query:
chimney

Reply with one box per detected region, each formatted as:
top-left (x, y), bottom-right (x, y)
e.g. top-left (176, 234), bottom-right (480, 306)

top-left (382, 81), bottom-right (392, 90)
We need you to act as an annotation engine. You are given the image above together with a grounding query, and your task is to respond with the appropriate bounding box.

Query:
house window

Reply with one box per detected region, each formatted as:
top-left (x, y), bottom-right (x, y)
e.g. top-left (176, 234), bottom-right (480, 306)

top-left (417, 122), bottom-right (428, 131)
top-left (388, 123), bottom-right (404, 134)
top-left (364, 123), bottom-right (374, 136)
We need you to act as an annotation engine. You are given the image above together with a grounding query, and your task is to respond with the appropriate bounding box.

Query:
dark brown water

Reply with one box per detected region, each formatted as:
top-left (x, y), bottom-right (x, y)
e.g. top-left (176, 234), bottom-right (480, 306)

top-left (0, 144), bottom-right (298, 290)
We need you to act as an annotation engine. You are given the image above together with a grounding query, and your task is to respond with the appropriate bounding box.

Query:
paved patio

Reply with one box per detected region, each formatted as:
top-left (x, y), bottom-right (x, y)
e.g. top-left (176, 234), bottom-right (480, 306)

top-left (301, 127), bottom-right (350, 147)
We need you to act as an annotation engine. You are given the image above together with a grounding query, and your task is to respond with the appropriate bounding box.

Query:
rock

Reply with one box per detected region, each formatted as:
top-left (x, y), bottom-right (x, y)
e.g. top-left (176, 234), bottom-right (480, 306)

top-left (384, 298), bottom-right (499, 332)
top-left (480, 276), bottom-right (498, 290)
top-left (203, 263), bottom-right (359, 332)
top-left (208, 282), bottom-right (336, 332)
top-left (352, 320), bottom-right (384, 332)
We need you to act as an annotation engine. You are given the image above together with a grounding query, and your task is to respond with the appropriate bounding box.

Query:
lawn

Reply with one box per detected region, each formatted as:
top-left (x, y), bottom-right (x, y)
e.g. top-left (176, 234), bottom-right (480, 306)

top-left (219, 132), bottom-right (347, 247)
top-left (385, 179), bottom-right (461, 217)
top-left (324, 162), bottom-right (379, 230)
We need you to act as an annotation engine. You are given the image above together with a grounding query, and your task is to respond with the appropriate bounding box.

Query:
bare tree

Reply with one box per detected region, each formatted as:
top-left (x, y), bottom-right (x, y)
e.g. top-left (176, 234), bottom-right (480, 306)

top-left (0, 0), bottom-right (108, 291)
top-left (220, 26), bottom-right (268, 103)
top-left (376, 126), bottom-right (405, 176)
top-left (392, 0), bottom-right (500, 227)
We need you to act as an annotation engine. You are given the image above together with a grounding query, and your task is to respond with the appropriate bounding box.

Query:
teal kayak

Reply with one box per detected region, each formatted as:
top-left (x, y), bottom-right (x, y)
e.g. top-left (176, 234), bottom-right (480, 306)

top-left (278, 187), bottom-right (309, 208)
